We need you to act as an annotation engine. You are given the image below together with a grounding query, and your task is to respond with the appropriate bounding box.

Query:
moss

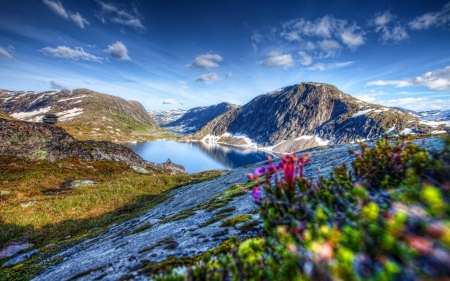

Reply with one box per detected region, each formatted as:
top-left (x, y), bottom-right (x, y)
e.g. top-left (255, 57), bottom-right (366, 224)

top-left (215, 206), bottom-right (237, 216)
top-left (196, 182), bottom-right (255, 212)
top-left (138, 238), bottom-right (178, 254)
top-left (199, 213), bottom-right (232, 228)
top-left (31, 149), bottom-right (48, 160)
top-left (220, 215), bottom-right (252, 227)
top-left (161, 209), bottom-right (197, 223)
top-left (129, 222), bottom-right (152, 235)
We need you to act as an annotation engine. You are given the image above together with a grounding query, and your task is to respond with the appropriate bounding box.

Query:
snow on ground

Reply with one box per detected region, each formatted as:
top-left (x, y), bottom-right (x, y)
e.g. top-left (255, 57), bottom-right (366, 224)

top-left (315, 135), bottom-right (329, 145)
top-left (11, 106), bottom-right (52, 120)
top-left (202, 132), bottom-right (258, 149)
top-left (73, 100), bottom-right (83, 104)
top-left (400, 128), bottom-right (414, 135)
top-left (386, 125), bottom-right (396, 134)
top-left (432, 130), bottom-right (447, 134)
top-left (294, 135), bottom-right (314, 140)
top-left (58, 95), bottom-right (87, 102)
top-left (56, 108), bottom-right (83, 121)
top-left (351, 109), bottom-right (373, 118)
top-left (373, 108), bottom-right (390, 113)
top-left (420, 120), bottom-right (450, 127)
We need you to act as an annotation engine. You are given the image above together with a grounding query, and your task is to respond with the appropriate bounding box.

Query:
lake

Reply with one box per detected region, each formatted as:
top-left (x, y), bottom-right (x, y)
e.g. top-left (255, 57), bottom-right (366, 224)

top-left (124, 141), bottom-right (273, 174)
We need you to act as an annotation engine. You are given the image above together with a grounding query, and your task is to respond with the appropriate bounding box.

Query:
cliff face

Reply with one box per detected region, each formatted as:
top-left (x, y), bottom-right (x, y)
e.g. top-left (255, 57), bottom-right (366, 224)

top-left (0, 89), bottom-right (162, 143)
top-left (191, 82), bottom-right (434, 152)
top-left (0, 118), bottom-right (186, 174)
top-left (163, 102), bottom-right (240, 132)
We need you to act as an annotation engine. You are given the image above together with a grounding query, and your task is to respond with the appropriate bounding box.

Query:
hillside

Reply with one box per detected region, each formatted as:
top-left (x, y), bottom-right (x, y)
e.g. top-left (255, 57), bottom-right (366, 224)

top-left (0, 89), bottom-right (170, 143)
top-left (162, 102), bottom-right (240, 133)
top-left (189, 82), bottom-right (440, 152)
top-left (148, 109), bottom-right (187, 126)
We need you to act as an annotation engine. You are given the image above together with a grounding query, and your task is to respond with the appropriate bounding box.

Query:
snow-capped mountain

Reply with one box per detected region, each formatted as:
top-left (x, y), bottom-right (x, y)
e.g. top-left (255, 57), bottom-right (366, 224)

top-left (147, 109), bottom-right (187, 126)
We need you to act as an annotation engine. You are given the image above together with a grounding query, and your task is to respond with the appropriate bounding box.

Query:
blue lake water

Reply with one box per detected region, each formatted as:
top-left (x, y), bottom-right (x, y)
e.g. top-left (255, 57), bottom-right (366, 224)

top-left (124, 141), bottom-right (273, 174)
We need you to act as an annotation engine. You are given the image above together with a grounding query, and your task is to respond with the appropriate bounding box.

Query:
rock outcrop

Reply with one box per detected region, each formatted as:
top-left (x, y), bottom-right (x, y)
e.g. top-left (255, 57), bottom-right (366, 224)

top-left (0, 118), bottom-right (187, 174)
top-left (189, 82), bottom-right (436, 152)
top-left (0, 89), bottom-right (163, 143)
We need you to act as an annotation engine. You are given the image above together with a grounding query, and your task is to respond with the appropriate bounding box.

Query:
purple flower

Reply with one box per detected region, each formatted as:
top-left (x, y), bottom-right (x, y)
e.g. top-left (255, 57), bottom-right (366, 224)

top-left (252, 187), bottom-right (261, 202)
top-left (254, 166), bottom-right (266, 177)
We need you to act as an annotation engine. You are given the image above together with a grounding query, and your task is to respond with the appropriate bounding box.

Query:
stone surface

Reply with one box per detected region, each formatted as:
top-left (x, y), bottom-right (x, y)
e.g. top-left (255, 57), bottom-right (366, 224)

top-left (62, 180), bottom-right (96, 189)
top-left (32, 137), bottom-right (444, 281)
top-left (0, 242), bottom-right (34, 259)
top-left (2, 249), bottom-right (39, 267)
top-left (0, 190), bottom-right (11, 195)
top-left (131, 166), bottom-right (149, 174)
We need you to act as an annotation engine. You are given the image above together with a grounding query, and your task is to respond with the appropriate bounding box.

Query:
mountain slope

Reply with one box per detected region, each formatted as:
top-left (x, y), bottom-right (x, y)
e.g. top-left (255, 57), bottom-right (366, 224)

top-left (163, 102), bottom-right (240, 132)
top-left (148, 109), bottom-right (187, 126)
top-left (190, 82), bottom-right (435, 152)
top-left (0, 89), bottom-right (168, 143)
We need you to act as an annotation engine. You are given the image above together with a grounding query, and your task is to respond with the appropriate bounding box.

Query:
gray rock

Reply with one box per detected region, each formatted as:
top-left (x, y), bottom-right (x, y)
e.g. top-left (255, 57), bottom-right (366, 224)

top-left (21, 201), bottom-right (37, 208)
top-left (0, 190), bottom-right (11, 196)
top-left (2, 249), bottom-right (39, 267)
top-left (0, 242), bottom-right (34, 259)
top-left (62, 180), bottom-right (95, 189)
top-left (131, 166), bottom-right (149, 174)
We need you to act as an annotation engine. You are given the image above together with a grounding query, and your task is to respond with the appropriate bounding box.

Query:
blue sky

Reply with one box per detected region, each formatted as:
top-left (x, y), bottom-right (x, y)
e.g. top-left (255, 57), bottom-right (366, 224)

top-left (0, 0), bottom-right (450, 111)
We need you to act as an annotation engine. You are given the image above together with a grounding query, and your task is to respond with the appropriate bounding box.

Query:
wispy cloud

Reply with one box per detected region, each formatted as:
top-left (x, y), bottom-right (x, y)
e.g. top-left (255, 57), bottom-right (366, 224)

top-left (0, 45), bottom-right (14, 60)
top-left (95, 0), bottom-right (145, 31)
top-left (367, 66), bottom-right (450, 91)
top-left (370, 11), bottom-right (409, 44)
top-left (298, 51), bottom-right (312, 65)
top-left (195, 73), bottom-right (219, 82)
top-left (259, 51), bottom-right (294, 69)
top-left (42, 0), bottom-right (89, 28)
top-left (226, 72), bottom-right (233, 79)
top-left (162, 99), bottom-right (177, 104)
top-left (409, 2), bottom-right (450, 30)
top-left (307, 61), bottom-right (354, 71)
top-left (356, 96), bottom-right (450, 111)
top-left (104, 41), bottom-right (130, 61)
top-left (187, 53), bottom-right (223, 70)
top-left (179, 101), bottom-right (187, 105)
top-left (49, 79), bottom-right (67, 90)
top-left (40, 46), bottom-right (104, 62)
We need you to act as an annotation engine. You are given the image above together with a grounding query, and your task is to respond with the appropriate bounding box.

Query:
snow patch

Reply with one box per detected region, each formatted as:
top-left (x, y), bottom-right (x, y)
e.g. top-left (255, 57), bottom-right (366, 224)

top-left (58, 95), bottom-right (87, 102)
top-left (386, 125), bottom-right (396, 134)
top-left (11, 106), bottom-right (52, 120)
top-left (400, 128), bottom-right (414, 135)
top-left (351, 109), bottom-right (373, 118)
top-left (56, 108), bottom-right (83, 121)
top-left (432, 130), bottom-right (447, 134)
top-left (420, 120), bottom-right (450, 127)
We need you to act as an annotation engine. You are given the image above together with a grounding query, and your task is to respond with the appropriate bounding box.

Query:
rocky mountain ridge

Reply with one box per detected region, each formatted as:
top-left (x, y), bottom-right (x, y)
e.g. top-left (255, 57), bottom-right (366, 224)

top-left (0, 89), bottom-right (165, 143)
top-left (186, 82), bottom-right (446, 152)
top-left (147, 109), bottom-right (187, 126)
top-left (160, 102), bottom-right (240, 133)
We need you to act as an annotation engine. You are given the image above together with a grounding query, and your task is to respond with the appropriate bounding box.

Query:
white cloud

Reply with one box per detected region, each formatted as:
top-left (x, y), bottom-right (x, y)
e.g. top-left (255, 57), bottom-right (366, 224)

top-left (281, 16), bottom-right (365, 51)
top-left (95, 1), bottom-right (145, 31)
top-left (298, 51), bottom-right (312, 65)
top-left (370, 11), bottom-right (408, 44)
top-left (0, 46), bottom-right (14, 60)
top-left (40, 46), bottom-right (104, 62)
top-left (354, 94), bottom-right (377, 103)
top-left (371, 97), bottom-right (450, 112)
top-left (104, 41), bottom-right (130, 61)
top-left (195, 73), bottom-right (219, 82)
top-left (318, 39), bottom-right (341, 57)
top-left (50, 80), bottom-right (66, 90)
top-left (367, 66), bottom-right (450, 91)
top-left (179, 101), bottom-right (187, 105)
top-left (187, 54), bottom-right (223, 70)
top-left (340, 24), bottom-right (365, 51)
top-left (259, 51), bottom-right (294, 69)
top-left (409, 2), bottom-right (450, 30)
top-left (226, 72), bottom-right (233, 79)
top-left (307, 61), bottom-right (354, 71)
top-left (42, 0), bottom-right (89, 28)
top-left (162, 99), bottom-right (177, 105)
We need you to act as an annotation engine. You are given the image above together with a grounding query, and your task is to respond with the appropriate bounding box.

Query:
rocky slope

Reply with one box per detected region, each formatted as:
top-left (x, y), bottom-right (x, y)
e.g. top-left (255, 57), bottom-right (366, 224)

top-left (28, 137), bottom-right (445, 281)
top-left (148, 109), bottom-right (187, 126)
top-left (0, 118), bottom-right (186, 174)
top-left (0, 89), bottom-right (166, 143)
top-left (162, 102), bottom-right (240, 133)
top-left (189, 82), bottom-right (439, 152)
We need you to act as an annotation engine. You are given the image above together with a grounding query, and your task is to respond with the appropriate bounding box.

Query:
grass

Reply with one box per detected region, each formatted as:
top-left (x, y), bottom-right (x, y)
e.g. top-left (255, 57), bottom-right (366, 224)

top-left (0, 155), bottom-right (223, 251)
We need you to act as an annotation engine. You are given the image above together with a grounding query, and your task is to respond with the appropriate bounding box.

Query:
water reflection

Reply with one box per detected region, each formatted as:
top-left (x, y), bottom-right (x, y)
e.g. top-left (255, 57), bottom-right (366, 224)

top-left (124, 140), bottom-right (273, 174)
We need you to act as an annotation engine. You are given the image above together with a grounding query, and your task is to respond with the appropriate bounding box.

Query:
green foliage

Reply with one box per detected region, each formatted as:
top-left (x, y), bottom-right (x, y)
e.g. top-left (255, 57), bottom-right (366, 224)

top-left (155, 136), bottom-right (450, 281)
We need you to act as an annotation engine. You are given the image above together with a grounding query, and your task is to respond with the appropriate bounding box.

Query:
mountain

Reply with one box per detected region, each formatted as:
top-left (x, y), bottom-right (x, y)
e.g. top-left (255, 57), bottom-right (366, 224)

top-left (0, 89), bottom-right (166, 143)
top-left (189, 82), bottom-right (439, 153)
top-left (148, 109), bottom-right (187, 126)
top-left (419, 110), bottom-right (450, 121)
top-left (162, 102), bottom-right (240, 133)
top-left (0, 110), bottom-right (14, 120)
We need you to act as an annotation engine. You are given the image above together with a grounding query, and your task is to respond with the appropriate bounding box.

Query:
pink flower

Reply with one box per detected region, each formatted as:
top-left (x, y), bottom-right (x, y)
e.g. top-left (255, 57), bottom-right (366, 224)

top-left (252, 187), bottom-right (261, 202)
top-left (254, 166), bottom-right (266, 177)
